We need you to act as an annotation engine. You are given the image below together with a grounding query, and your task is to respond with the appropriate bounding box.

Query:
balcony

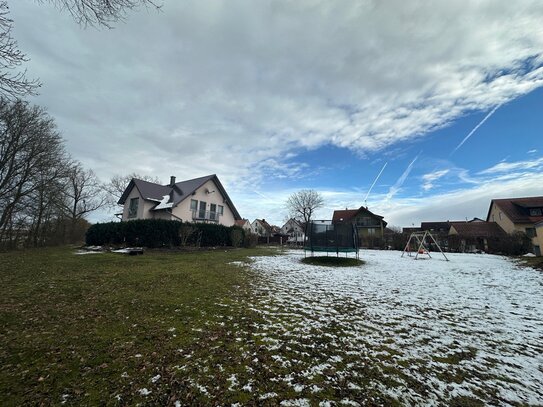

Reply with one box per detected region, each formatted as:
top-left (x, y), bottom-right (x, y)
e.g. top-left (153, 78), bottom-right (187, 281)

top-left (192, 210), bottom-right (220, 222)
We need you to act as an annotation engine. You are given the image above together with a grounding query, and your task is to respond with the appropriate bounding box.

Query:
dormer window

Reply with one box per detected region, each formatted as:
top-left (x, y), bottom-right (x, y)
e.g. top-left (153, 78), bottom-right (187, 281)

top-left (529, 208), bottom-right (542, 216)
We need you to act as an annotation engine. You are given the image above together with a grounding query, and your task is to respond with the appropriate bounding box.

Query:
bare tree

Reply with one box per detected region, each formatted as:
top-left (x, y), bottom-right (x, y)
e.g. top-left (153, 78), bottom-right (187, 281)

top-left (285, 189), bottom-right (324, 226)
top-left (104, 172), bottom-right (159, 208)
top-left (0, 99), bottom-right (64, 243)
top-left (41, 0), bottom-right (161, 27)
top-left (0, 2), bottom-right (40, 99)
top-left (59, 162), bottom-right (107, 229)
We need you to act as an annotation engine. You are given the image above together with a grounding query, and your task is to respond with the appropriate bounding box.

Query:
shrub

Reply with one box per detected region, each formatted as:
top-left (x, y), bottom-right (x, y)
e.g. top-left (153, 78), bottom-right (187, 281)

top-left (230, 228), bottom-right (243, 248)
top-left (86, 219), bottom-right (245, 248)
top-left (243, 232), bottom-right (258, 248)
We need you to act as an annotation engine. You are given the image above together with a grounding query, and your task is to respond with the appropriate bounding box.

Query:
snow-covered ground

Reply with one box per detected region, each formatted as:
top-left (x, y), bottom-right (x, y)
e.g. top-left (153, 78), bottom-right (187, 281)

top-left (242, 250), bottom-right (543, 405)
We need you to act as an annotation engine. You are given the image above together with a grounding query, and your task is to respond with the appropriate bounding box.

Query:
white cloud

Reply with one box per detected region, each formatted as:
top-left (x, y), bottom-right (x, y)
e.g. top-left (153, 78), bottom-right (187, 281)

top-left (478, 157), bottom-right (543, 174)
top-left (421, 169), bottom-right (450, 191)
top-left (9, 0), bottom-right (543, 188)
top-left (7, 1), bottom-right (543, 226)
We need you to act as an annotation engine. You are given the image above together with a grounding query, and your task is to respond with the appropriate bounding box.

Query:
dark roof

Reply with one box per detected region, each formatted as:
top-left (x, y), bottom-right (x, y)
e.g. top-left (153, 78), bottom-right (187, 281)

top-left (332, 206), bottom-right (386, 226)
top-left (118, 174), bottom-right (241, 220)
top-left (402, 227), bottom-right (422, 234)
top-left (420, 222), bottom-right (453, 232)
top-left (487, 197), bottom-right (543, 224)
top-left (332, 209), bottom-right (358, 223)
top-left (255, 219), bottom-right (272, 231)
top-left (450, 222), bottom-right (506, 238)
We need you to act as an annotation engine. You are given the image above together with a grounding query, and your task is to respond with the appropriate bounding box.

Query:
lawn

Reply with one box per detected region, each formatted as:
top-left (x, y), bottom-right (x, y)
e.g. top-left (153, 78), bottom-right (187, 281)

top-left (0, 246), bottom-right (275, 406)
top-left (1, 247), bottom-right (542, 406)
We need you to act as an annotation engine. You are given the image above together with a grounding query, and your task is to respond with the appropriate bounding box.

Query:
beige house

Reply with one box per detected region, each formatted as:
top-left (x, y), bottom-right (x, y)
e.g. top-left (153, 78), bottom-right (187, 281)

top-left (486, 196), bottom-right (543, 256)
top-left (280, 218), bottom-right (305, 245)
top-left (332, 206), bottom-right (387, 248)
top-left (118, 174), bottom-right (241, 226)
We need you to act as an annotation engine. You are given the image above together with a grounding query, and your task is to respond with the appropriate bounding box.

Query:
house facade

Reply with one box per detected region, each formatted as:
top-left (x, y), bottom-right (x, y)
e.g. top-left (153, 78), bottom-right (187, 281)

top-left (234, 219), bottom-right (252, 232)
top-left (280, 218), bottom-right (305, 245)
top-left (251, 219), bottom-right (272, 237)
top-left (448, 222), bottom-right (506, 253)
top-left (118, 174), bottom-right (241, 227)
top-left (332, 206), bottom-right (387, 247)
top-left (486, 197), bottom-right (543, 256)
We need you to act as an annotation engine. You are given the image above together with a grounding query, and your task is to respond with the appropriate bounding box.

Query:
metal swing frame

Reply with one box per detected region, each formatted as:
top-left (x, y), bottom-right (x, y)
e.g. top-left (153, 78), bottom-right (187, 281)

top-left (401, 230), bottom-right (449, 261)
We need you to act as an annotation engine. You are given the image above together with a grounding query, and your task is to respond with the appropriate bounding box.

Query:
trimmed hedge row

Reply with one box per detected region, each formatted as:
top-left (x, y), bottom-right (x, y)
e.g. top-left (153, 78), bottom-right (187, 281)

top-left (85, 219), bottom-right (246, 248)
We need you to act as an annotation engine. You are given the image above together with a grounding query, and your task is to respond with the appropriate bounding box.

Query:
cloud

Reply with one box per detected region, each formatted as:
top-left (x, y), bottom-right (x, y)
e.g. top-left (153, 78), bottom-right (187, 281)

top-left (9, 0), bottom-right (543, 188)
top-left (421, 169), bottom-right (450, 191)
top-left (478, 157), bottom-right (543, 174)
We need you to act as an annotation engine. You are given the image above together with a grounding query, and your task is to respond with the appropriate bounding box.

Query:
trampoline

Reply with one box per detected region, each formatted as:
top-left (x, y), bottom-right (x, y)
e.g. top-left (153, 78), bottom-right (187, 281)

top-left (304, 221), bottom-right (360, 259)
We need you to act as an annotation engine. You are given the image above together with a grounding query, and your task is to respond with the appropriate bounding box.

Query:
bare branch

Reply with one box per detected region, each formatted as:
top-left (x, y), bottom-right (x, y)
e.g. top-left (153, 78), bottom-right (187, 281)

top-left (40, 0), bottom-right (162, 28)
top-left (0, 2), bottom-right (41, 99)
top-left (285, 189), bottom-right (325, 226)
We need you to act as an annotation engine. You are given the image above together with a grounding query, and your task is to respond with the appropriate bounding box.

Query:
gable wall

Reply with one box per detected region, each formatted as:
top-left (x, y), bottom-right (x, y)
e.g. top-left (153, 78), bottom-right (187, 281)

top-left (122, 185), bottom-right (156, 221)
top-left (171, 179), bottom-right (236, 226)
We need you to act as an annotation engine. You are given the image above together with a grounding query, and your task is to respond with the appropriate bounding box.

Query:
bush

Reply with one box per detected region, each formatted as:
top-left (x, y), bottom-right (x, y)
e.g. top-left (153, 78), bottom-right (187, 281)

top-left (86, 220), bottom-right (246, 248)
top-left (230, 228), bottom-right (243, 248)
top-left (243, 232), bottom-right (258, 248)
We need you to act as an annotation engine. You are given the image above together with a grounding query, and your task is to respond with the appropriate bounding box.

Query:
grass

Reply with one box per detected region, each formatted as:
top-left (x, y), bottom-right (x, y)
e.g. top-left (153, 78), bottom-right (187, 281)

top-left (518, 255), bottom-right (543, 270)
top-left (1, 247), bottom-right (538, 405)
top-left (301, 256), bottom-right (364, 267)
top-left (0, 246), bottom-right (275, 406)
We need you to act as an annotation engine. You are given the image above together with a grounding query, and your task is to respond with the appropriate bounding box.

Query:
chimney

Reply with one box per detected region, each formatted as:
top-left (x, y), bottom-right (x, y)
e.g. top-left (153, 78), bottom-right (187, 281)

top-left (169, 176), bottom-right (176, 186)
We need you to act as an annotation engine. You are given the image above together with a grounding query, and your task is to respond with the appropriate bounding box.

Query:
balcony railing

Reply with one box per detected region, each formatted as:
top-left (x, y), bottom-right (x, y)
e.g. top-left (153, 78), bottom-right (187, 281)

top-left (192, 210), bottom-right (220, 222)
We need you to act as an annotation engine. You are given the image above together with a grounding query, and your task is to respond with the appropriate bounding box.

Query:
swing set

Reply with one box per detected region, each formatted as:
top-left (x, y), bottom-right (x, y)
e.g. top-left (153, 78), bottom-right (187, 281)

top-left (401, 230), bottom-right (449, 261)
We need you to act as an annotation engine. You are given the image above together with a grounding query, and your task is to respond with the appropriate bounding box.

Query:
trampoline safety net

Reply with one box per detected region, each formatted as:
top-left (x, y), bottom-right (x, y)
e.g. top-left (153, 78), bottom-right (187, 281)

top-left (304, 221), bottom-right (359, 257)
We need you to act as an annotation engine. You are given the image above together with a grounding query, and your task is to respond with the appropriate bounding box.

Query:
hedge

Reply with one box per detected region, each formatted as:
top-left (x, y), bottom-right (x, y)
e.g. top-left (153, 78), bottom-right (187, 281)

top-left (85, 219), bottom-right (246, 248)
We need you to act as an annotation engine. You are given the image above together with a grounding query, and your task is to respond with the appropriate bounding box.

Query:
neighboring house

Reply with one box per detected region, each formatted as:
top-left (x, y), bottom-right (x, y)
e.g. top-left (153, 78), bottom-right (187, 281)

top-left (118, 174), bottom-right (241, 226)
top-left (402, 227), bottom-right (422, 235)
top-left (486, 196), bottom-right (543, 256)
top-left (448, 222), bottom-right (507, 253)
top-left (251, 219), bottom-right (272, 237)
top-left (332, 206), bottom-right (387, 247)
top-left (281, 218), bottom-right (305, 245)
top-left (235, 219), bottom-right (252, 232)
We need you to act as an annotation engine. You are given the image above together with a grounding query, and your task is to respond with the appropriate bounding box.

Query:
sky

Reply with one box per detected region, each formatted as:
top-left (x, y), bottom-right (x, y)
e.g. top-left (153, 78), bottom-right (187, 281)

top-left (9, 0), bottom-right (543, 227)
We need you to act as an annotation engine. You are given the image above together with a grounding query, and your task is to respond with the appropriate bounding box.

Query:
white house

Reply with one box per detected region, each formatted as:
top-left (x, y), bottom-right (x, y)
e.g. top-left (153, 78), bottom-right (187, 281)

top-left (118, 174), bottom-right (241, 226)
top-left (281, 218), bottom-right (305, 245)
top-left (251, 219), bottom-right (272, 237)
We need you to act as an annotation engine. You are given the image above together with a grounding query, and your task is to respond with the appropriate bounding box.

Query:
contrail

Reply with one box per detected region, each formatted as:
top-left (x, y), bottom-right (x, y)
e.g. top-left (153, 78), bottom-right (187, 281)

top-left (364, 162), bottom-right (388, 205)
top-left (386, 153), bottom-right (420, 201)
top-left (451, 103), bottom-right (502, 155)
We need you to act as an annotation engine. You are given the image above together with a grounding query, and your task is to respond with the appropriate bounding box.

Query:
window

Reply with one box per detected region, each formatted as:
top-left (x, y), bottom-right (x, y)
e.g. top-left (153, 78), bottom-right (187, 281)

top-left (128, 198), bottom-right (139, 218)
top-left (526, 228), bottom-right (537, 238)
top-left (190, 199), bottom-right (198, 211)
top-left (199, 201), bottom-right (206, 219)
top-left (368, 228), bottom-right (376, 235)
top-left (529, 208), bottom-right (542, 216)
top-left (210, 204), bottom-right (217, 220)
top-left (218, 205), bottom-right (224, 215)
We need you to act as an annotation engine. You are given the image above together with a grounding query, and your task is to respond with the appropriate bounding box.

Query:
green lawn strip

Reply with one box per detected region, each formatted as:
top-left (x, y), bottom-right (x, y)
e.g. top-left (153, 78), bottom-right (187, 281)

top-left (0, 246), bottom-right (274, 406)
